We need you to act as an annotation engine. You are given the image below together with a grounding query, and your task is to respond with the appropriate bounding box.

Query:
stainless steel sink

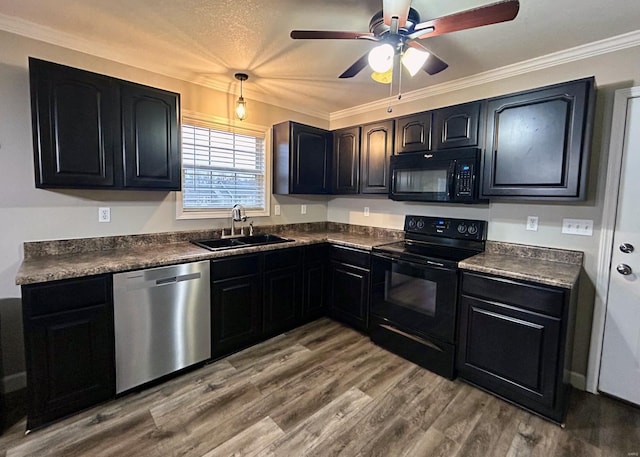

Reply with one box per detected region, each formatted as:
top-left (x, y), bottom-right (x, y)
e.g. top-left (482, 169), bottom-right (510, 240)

top-left (191, 234), bottom-right (292, 251)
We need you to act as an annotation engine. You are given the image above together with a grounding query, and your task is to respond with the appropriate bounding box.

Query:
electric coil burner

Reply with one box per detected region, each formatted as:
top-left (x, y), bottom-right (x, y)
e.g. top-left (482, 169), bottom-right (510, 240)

top-left (370, 215), bottom-right (487, 379)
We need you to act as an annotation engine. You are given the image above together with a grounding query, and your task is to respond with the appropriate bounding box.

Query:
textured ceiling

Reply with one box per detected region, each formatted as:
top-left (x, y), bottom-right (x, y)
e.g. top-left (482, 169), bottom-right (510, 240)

top-left (1, 0), bottom-right (640, 117)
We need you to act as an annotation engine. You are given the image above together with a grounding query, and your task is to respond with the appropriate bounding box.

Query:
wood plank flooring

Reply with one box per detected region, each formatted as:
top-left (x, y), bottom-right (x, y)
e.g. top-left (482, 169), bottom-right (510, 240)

top-left (1, 318), bottom-right (639, 456)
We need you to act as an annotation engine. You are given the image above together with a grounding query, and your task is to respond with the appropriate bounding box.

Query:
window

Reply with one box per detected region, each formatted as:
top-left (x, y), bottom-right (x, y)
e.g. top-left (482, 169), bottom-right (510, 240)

top-left (177, 114), bottom-right (268, 219)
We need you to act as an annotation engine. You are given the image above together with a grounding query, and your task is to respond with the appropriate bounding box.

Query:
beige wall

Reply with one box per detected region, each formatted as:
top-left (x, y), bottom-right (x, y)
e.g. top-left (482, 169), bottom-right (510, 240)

top-left (327, 46), bottom-right (640, 382)
top-left (0, 30), bottom-right (329, 391)
top-left (2, 26), bottom-right (639, 391)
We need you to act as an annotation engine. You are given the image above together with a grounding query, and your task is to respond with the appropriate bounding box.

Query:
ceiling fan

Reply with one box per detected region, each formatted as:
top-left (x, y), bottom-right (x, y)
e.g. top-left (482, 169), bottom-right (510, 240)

top-left (290, 0), bottom-right (520, 81)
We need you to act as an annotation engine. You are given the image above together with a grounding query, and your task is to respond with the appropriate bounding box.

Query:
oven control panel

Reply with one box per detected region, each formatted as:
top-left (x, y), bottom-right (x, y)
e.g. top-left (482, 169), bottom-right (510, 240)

top-left (404, 215), bottom-right (487, 241)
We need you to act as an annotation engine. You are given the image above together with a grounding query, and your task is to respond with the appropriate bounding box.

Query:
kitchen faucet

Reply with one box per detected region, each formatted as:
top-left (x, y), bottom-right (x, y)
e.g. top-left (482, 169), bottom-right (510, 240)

top-left (222, 204), bottom-right (251, 238)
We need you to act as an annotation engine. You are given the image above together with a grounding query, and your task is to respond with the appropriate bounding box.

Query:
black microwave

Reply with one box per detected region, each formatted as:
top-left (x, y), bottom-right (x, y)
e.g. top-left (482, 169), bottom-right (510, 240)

top-left (389, 148), bottom-right (484, 203)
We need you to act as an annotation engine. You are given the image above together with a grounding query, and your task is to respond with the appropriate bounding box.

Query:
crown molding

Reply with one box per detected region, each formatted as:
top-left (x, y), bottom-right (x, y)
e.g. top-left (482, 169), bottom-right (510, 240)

top-left (330, 29), bottom-right (640, 121)
top-left (0, 13), bottom-right (330, 121)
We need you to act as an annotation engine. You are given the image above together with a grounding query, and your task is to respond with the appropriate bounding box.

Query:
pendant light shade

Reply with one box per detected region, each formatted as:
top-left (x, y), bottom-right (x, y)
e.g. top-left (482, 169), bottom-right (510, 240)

top-left (234, 73), bottom-right (248, 121)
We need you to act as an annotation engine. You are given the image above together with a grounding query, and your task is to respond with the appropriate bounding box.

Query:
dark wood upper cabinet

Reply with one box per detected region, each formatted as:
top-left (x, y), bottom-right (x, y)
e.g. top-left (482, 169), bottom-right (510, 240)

top-left (29, 58), bottom-right (181, 190)
top-left (360, 120), bottom-right (393, 194)
top-left (332, 127), bottom-right (360, 194)
top-left (433, 101), bottom-right (483, 150)
top-left (30, 59), bottom-right (117, 188)
top-left (482, 78), bottom-right (595, 200)
top-left (395, 111), bottom-right (432, 153)
top-left (121, 83), bottom-right (180, 189)
top-left (273, 121), bottom-right (332, 194)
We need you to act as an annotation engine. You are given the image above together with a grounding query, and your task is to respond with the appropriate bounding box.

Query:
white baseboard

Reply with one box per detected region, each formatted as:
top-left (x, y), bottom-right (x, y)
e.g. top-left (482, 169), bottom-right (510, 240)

top-left (569, 371), bottom-right (587, 391)
top-left (2, 371), bottom-right (26, 394)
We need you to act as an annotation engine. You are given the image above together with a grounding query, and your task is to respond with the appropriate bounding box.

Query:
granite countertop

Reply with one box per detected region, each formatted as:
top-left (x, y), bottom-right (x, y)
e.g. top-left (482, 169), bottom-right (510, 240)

top-left (16, 227), bottom-right (401, 285)
top-left (459, 241), bottom-right (583, 289)
top-left (16, 224), bottom-right (584, 289)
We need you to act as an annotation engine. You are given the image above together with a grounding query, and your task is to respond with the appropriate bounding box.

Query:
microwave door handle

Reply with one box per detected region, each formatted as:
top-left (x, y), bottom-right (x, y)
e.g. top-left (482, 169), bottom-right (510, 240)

top-left (448, 160), bottom-right (457, 199)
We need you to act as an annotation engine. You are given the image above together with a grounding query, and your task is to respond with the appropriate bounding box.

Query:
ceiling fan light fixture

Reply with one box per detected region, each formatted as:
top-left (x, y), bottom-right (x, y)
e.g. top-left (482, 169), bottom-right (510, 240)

top-left (401, 47), bottom-right (430, 77)
top-left (368, 43), bottom-right (394, 73)
top-left (371, 68), bottom-right (393, 84)
top-left (234, 72), bottom-right (248, 121)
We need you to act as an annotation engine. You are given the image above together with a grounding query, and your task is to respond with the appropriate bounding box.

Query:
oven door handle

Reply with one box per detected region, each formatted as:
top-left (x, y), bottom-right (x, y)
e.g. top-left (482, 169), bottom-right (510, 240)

top-left (379, 324), bottom-right (444, 352)
top-left (394, 258), bottom-right (453, 272)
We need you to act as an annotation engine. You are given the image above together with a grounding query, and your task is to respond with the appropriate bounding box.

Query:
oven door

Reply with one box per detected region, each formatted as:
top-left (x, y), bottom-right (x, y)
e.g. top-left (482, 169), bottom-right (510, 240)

top-left (370, 253), bottom-right (458, 343)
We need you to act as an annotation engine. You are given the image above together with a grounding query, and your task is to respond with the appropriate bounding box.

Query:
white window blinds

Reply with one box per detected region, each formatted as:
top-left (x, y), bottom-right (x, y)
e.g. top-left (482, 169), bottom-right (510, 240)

top-left (181, 123), bottom-right (265, 211)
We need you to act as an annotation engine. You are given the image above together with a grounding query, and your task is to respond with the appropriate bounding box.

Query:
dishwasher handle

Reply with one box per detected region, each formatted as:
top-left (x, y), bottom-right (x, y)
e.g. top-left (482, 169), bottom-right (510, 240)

top-left (155, 272), bottom-right (201, 286)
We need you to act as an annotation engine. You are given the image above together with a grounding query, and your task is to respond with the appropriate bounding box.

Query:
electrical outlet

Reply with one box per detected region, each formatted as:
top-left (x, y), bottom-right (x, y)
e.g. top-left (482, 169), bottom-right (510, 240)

top-left (98, 207), bottom-right (111, 223)
top-left (364, 207), bottom-right (370, 217)
top-left (301, 204), bottom-right (307, 215)
top-left (274, 204), bottom-right (281, 216)
top-left (526, 216), bottom-right (538, 231)
top-left (562, 218), bottom-right (593, 236)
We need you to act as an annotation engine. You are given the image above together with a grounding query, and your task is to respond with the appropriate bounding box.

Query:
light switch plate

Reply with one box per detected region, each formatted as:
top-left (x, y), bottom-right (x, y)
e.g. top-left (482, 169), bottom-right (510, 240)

top-left (274, 204), bottom-right (281, 216)
top-left (562, 218), bottom-right (593, 236)
top-left (301, 204), bottom-right (307, 215)
top-left (526, 216), bottom-right (538, 231)
top-left (364, 207), bottom-right (370, 217)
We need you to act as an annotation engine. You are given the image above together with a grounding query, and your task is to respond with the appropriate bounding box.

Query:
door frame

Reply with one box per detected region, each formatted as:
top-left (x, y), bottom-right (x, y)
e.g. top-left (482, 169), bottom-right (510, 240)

top-left (586, 86), bottom-right (640, 393)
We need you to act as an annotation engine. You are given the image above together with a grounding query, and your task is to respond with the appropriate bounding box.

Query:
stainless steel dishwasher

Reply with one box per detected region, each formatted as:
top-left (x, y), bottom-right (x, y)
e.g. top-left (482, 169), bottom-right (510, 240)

top-left (113, 260), bottom-right (210, 394)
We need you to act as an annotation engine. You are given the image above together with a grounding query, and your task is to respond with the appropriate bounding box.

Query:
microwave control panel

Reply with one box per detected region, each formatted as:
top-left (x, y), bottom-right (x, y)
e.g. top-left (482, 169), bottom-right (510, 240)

top-left (455, 162), bottom-right (474, 197)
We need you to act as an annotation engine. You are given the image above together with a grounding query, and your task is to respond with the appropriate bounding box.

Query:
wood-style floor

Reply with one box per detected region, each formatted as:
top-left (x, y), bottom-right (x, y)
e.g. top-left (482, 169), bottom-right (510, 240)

top-left (1, 318), bottom-right (639, 457)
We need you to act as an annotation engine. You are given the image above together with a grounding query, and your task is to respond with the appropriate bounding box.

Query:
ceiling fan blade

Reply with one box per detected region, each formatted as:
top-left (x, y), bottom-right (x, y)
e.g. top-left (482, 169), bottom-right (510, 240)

top-left (383, 0), bottom-right (411, 27)
top-left (290, 30), bottom-right (375, 40)
top-left (339, 53), bottom-right (370, 78)
top-left (410, 0), bottom-right (520, 40)
top-left (407, 41), bottom-right (448, 75)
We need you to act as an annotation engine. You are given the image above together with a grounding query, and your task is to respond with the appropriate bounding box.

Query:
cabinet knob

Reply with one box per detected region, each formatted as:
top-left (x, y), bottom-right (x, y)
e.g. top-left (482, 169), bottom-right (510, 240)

top-left (620, 243), bottom-right (635, 254)
top-left (616, 264), bottom-right (633, 275)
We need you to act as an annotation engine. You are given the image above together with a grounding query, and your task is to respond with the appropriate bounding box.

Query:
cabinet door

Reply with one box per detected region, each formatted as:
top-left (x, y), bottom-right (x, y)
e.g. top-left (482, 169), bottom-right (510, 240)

top-left (22, 276), bottom-right (115, 430)
top-left (483, 78), bottom-right (594, 199)
top-left (360, 120), bottom-right (393, 194)
top-left (211, 273), bottom-right (261, 357)
top-left (303, 245), bottom-right (329, 322)
top-left (29, 58), bottom-right (117, 188)
top-left (121, 83), bottom-right (181, 190)
top-left (433, 101), bottom-right (482, 150)
top-left (332, 127), bottom-right (360, 194)
top-left (263, 266), bottom-right (301, 335)
top-left (457, 295), bottom-right (561, 412)
top-left (291, 123), bottom-right (331, 194)
top-left (329, 260), bottom-right (370, 332)
top-left (395, 112), bottom-right (432, 153)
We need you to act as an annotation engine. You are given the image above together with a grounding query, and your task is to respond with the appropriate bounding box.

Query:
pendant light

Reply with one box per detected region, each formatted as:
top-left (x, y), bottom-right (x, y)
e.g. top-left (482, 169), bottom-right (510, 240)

top-left (234, 73), bottom-right (248, 121)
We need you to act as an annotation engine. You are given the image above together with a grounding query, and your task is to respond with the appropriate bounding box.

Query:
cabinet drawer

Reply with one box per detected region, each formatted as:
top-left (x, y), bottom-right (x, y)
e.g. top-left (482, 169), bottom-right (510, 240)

top-left (211, 255), bottom-right (260, 281)
top-left (330, 245), bottom-right (370, 269)
top-left (461, 272), bottom-right (565, 318)
top-left (264, 247), bottom-right (301, 271)
top-left (22, 276), bottom-right (111, 317)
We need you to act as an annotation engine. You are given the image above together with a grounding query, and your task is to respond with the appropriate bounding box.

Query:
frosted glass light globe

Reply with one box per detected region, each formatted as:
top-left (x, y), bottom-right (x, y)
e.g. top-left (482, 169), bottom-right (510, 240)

top-left (368, 44), bottom-right (394, 73)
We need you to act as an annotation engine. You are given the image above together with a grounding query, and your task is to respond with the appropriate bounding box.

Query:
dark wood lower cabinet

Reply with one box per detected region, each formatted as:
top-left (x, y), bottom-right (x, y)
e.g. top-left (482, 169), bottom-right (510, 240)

top-left (210, 255), bottom-right (262, 357)
top-left (457, 271), bottom-right (576, 423)
top-left (328, 246), bottom-right (370, 332)
top-left (302, 244), bottom-right (329, 322)
top-left (21, 275), bottom-right (115, 430)
top-left (263, 248), bottom-right (302, 336)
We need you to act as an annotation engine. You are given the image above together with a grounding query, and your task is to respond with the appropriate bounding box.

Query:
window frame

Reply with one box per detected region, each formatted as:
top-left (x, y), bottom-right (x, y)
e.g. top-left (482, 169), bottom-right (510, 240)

top-left (176, 111), bottom-right (271, 220)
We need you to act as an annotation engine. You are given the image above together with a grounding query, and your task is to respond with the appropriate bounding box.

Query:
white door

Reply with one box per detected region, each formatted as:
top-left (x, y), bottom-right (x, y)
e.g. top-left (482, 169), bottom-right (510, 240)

top-left (599, 93), bottom-right (640, 405)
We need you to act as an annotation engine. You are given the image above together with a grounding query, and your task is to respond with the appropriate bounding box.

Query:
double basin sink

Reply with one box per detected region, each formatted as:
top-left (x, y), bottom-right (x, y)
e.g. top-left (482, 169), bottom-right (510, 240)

top-left (192, 234), bottom-right (293, 251)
